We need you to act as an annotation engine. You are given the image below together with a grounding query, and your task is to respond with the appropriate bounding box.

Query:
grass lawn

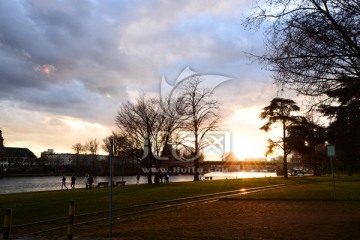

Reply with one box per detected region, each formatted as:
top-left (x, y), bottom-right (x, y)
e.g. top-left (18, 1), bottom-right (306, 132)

top-left (1, 175), bottom-right (360, 239)
top-left (1, 177), bottom-right (288, 225)
top-left (227, 175), bottom-right (360, 201)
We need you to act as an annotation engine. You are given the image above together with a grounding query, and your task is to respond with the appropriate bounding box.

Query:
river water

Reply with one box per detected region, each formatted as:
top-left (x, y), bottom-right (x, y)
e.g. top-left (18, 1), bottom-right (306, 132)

top-left (0, 172), bottom-right (276, 194)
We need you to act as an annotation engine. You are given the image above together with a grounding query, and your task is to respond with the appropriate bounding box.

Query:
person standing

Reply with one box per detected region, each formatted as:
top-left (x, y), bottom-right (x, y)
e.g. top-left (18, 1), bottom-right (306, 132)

top-left (85, 174), bottom-right (89, 189)
top-left (71, 175), bottom-right (76, 189)
top-left (88, 174), bottom-right (94, 189)
top-left (136, 174), bottom-right (140, 184)
top-left (61, 175), bottom-right (68, 190)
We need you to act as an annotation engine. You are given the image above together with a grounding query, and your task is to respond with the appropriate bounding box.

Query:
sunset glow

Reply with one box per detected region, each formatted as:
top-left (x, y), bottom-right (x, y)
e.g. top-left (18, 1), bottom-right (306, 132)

top-left (0, 1), bottom-right (278, 158)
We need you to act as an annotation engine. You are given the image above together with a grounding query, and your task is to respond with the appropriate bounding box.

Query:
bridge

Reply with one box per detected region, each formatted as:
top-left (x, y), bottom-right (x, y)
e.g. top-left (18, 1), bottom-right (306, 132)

top-left (160, 160), bottom-right (307, 175)
top-left (160, 160), bottom-right (276, 172)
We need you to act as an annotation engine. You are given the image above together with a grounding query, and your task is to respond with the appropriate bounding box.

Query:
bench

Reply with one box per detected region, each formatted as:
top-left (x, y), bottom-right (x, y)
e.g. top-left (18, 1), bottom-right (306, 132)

top-left (96, 182), bottom-right (109, 188)
top-left (290, 169), bottom-right (305, 177)
top-left (204, 177), bottom-right (213, 180)
top-left (116, 181), bottom-right (126, 186)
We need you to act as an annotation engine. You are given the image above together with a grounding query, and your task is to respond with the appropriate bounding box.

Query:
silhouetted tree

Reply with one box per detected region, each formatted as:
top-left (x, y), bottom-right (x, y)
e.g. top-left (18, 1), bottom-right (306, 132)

top-left (85, 138), bottom-right (99, 172)
top-left (259, 98), bottom-right (301, 178)
top-left (115, 95), bottom-right (182, 184)
top-left (178, 77), bottom-right (220, 181)
top-left (320, 77), bottom-right (360, 175)
top-left (287, 117), bottom-right (327, 176)
top-left (245, 0), bottom-right (360, 101)
top-left (72, 143), bottom-right (85, 171)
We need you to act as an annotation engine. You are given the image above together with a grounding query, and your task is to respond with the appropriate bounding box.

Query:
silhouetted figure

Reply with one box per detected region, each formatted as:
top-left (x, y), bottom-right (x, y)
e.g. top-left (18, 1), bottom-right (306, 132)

top-left (88, 175), bottom-right (94, 189)
top-left (85, 174), bottom-right (89, 189)
top-left (71, 175), bottom-right (76, 189)
top-left (61, 175), bottom-right (68, 190)
top-left (164, 173), bottom-right (169, 183)
top-left (136, 174), bottom-right (140, 184)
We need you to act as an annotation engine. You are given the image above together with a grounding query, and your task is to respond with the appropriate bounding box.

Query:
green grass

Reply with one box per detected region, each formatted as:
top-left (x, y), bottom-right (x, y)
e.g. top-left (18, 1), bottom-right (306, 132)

top-left (1, 177), bottom-right (285, 225)
top-left (228, 175), bottom-right (360, 201)
top-left (1, 176), bottom-right (359, 228)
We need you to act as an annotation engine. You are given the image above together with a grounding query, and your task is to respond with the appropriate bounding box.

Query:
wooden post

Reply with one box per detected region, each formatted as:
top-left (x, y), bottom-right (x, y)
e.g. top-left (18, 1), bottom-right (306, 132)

top-left (68, 200), bottom-right (75, 240)
top-left (3, 208), bottom-right (12, 239)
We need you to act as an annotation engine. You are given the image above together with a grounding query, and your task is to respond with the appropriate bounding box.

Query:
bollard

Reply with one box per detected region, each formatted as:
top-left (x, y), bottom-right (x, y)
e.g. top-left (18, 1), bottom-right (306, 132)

top-left (3, 208), bottom-right (12, 240)
top-left (68, 200), bottom-right (75, 240)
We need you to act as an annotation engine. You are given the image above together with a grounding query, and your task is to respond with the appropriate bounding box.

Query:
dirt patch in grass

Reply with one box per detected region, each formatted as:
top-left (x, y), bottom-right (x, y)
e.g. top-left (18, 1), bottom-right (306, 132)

top-left (87, 199), bottom-right (360, 240)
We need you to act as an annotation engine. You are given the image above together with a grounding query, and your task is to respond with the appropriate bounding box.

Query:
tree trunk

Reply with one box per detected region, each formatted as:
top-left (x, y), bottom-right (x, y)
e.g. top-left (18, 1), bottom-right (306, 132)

top-left (193, 159), bottom-right (200, 181)
top-left (193, 130), bottom-right (200, 181)
top-left (154, 171), bottom-right (160, 184)
top-left (147, 171), bottom-right (153, 184)
top-left (283, 119), bottom-right (288, 179)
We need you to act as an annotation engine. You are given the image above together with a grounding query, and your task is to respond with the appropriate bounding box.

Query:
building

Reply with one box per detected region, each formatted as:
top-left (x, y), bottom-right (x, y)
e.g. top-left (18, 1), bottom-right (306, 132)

top-left (0, 129), bottom-right (37, 167)
top-left (40, 149), bottom-right (109, 166)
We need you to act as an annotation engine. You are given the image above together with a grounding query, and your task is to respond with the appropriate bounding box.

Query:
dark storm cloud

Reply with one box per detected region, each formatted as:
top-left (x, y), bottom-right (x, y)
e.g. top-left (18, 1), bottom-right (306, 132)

top-left (0, 0), bottom-right (141, 120)
top-left (0, 43), bottom-right (50, 93)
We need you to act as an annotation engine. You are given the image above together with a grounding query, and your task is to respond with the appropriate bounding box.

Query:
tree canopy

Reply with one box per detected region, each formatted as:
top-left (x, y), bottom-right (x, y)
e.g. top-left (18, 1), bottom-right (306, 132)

top-left (259, 98), bottom-right (301, 178)
top-left (114, 78), bottom-right (221, 183)
top-left (246, 0), bottom-right (360, 99)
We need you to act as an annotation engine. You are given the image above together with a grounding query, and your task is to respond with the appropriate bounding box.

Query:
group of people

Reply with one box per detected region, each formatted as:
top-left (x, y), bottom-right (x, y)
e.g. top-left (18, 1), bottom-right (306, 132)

top-left (154, 172), bottom-right (169, 184)
top-left (161, 173), bottom-right (170, 183)
top-left (61, 174), bottom-right (95, 190)
top-left (61, 175), bottom-right (76, 190)
top-left (85, 174), bottom-right (94, 189)
top-left (61, 173), bottom-right (171, 190)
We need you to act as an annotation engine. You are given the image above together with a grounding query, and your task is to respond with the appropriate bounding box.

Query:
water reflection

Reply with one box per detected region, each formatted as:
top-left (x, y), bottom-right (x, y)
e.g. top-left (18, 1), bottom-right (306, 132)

top-left (0, 172), bottom-right (276, 194)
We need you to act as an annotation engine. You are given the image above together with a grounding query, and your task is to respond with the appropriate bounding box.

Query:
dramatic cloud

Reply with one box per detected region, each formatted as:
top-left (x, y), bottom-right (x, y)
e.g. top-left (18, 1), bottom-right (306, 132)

top-left (0, 0), bottom-right (279, 158)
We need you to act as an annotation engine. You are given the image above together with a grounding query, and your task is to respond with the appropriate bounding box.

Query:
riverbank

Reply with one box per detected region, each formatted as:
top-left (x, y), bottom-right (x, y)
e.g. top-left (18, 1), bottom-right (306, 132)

top-left (0, 172), bottom-right (277, 194)
top-left (0, 173), bottom-right (65, 178)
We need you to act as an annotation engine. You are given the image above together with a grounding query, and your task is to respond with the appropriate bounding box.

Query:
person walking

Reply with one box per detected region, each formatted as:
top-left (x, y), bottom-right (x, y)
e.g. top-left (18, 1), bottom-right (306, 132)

top-left (164, 173), bottom-right (169, 183)
top-left (71, 175), bottom-right (76, 189)
top-left (61, 175), bottom-right (68, 190)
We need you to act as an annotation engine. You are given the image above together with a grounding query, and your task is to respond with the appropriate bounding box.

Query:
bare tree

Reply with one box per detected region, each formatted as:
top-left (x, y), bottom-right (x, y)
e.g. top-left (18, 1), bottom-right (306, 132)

top-left (72, 143), bottom-right (84, 155)
top-left (115, 78), bottom-right (222, 183)
top-left (115, 92), bottom-right (189, 184)
top-left (115, 95), bottom-right (164, 184)
top-left (85, 138), bottom-right (99, 169)
top-left (158, 95), bottom-right (187, 159)
top-left (179, 77), bottom-right (220, 181)
top-left (86, 139), bottom-right (99, 155)
top-left (72, 143), bottom-right (84, 171)
top-left (245, 0), bottom-right (360, 101)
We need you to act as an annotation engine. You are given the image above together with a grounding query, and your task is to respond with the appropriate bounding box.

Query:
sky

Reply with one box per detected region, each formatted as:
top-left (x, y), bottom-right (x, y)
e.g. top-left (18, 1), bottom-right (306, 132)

top-left (0, 0), bottom-right (293, 159)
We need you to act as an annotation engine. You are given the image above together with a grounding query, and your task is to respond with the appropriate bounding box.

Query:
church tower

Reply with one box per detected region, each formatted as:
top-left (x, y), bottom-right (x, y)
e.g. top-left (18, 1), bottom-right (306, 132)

top-left (0, 129), bottom-right (4, 148)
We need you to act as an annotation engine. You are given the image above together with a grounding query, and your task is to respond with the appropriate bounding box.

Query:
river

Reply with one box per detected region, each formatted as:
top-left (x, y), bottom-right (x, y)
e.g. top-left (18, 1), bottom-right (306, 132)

top-left (0, 171), bottom-right (276, 194)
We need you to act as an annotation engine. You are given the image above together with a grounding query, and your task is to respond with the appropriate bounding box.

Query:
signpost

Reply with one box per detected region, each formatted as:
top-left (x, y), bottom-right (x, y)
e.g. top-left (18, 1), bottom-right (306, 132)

top-left (326, 144), bottom-right (336, 199)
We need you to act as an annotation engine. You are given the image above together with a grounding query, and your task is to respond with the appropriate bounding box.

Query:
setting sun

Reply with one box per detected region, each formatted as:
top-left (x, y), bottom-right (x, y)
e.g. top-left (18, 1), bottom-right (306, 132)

top-left (232, 137), bottom-right (267, 160)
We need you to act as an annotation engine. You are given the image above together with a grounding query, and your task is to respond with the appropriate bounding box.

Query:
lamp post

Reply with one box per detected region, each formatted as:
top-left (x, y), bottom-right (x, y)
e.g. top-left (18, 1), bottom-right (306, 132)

top-left (109, 137), bottom-right (114, 236)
